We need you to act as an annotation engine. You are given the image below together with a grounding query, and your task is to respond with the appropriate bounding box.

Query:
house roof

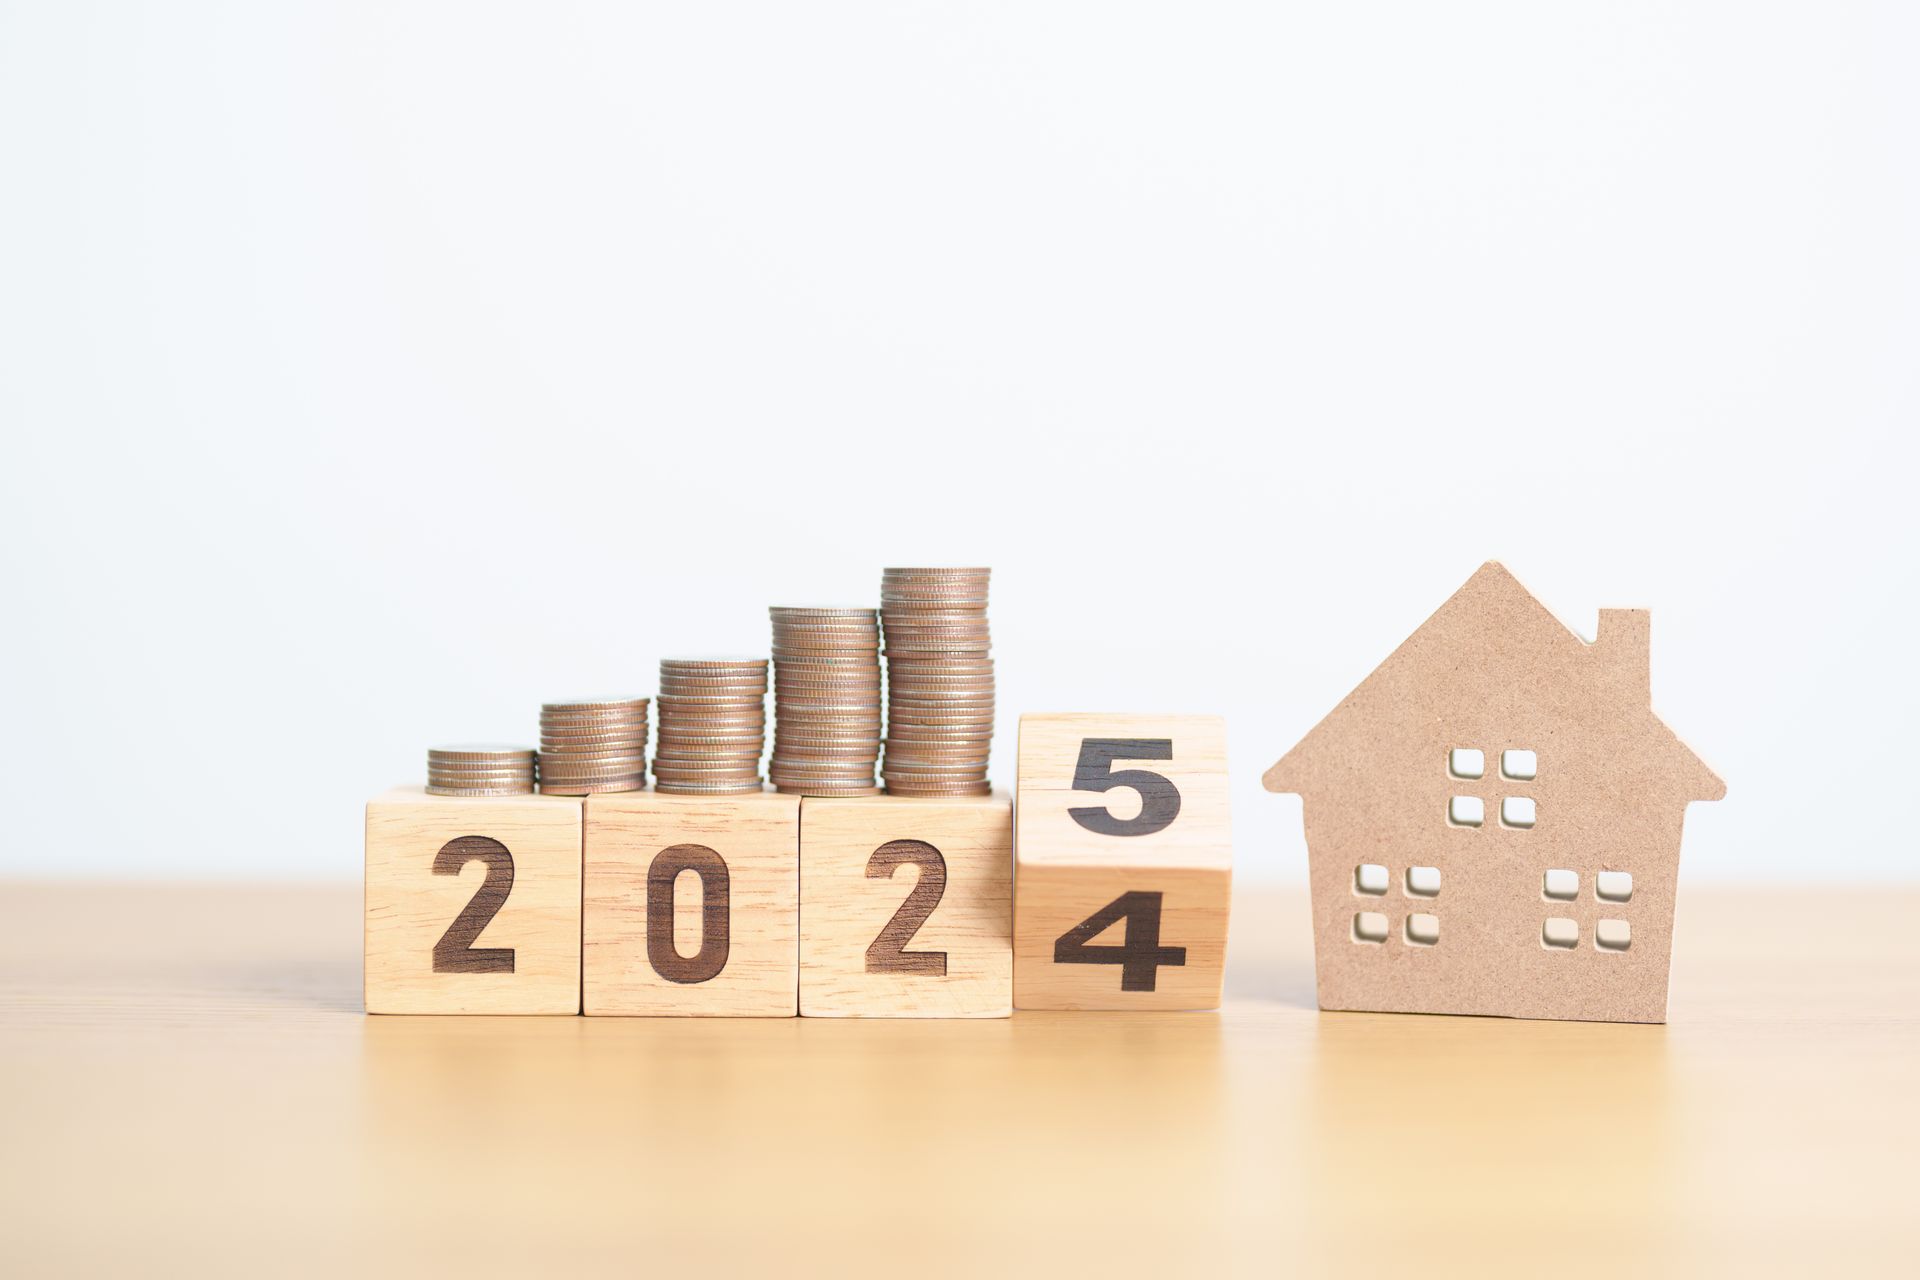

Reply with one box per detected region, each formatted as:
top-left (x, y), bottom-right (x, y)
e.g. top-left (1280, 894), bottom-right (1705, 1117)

top-left (1262, 561), bottom-right (1725, 802)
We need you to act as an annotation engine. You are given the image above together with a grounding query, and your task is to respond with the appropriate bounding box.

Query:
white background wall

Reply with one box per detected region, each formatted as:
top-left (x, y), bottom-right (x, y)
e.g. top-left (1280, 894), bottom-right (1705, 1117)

top-left (2, 3), bottom-right (1914, 882)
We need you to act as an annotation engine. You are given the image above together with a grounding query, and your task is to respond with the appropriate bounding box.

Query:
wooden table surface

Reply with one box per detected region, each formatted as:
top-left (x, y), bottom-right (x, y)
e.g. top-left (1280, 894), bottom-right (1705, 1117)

top-left (2, 883), bottom-right (1914, 1277)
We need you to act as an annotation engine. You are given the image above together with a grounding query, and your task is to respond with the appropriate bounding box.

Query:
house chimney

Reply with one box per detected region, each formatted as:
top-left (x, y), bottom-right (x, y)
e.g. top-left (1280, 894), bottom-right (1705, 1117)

top-left (1595, 608), bottom-right (1651, 704)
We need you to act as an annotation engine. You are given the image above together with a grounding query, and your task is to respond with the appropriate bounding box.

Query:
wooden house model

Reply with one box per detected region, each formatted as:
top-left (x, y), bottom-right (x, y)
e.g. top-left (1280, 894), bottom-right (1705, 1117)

top-left (1263, 563), bottom-right (1724, 1023)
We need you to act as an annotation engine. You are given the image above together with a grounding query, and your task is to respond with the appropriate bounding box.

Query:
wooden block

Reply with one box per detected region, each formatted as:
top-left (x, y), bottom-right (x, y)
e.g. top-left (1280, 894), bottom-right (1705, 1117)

top-left (799, 792), bottom-right (1012, 1018)
top-left (364, 786), bottom-right (582, 1015)
top-left (1014, 714), bottom-right (1232, 1010)
top-left (582, 788), bottom-right (799, 1017)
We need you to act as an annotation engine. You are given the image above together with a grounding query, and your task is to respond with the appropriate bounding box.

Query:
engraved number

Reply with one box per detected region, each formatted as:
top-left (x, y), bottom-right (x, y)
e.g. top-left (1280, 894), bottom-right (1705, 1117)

top-left (432, 836), bottom-right (515, 974)
top-left (647, 844), bottom-right (731, 984)
top-left (1068, 738), bottom-right (1181, 837)
top-left (1053, 891), bottom-right (1186, 992)
top-left (865, 840), bottom-right (948, 976)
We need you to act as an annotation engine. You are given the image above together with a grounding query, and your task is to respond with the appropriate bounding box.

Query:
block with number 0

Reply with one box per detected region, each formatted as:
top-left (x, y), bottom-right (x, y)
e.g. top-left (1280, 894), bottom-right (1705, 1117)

top-left (364, 786), bottom-right (584, 1014)
top-left (1014, 714), bottom-right (1232, 1010)
top-left (799, 792), bottom-right (1013, 1018)
top-left (583, 789), bottom-right (800, 1017)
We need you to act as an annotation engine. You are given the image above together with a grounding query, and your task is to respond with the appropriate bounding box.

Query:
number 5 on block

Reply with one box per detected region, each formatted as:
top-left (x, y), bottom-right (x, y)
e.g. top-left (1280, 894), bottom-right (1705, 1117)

top-left (1014, 714), bottom-right (1232, 1010)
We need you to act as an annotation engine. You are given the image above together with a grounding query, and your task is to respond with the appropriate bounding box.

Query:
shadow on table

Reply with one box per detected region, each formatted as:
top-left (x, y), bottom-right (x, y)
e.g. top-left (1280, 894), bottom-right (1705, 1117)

top-left (1222, 955), bottom-right (1317, 1009)
top-left (190, 957), bottom-right (364, 1016)
top-left (252, 959), bottom-right (363, 1013)
top-left (352, 1006), bottom-right (1235, 1259)
top-left (1289, 1006), bottom-right (1677, 1266)
top-left (1222, 888), bottom-right (1318, 1010)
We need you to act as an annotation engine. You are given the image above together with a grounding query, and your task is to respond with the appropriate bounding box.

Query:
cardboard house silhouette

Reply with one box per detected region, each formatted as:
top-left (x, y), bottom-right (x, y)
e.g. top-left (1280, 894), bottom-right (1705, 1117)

top-left (1264, 563), bottom-right (1724, 1023)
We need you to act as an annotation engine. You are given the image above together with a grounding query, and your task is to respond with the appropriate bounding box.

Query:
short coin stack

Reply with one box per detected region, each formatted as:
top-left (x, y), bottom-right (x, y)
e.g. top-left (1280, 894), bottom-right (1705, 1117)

top-left (426, 744), bottom-right (536, 796)
top-left (536, 697), bottom-right (650, 794)
top-left (768, 606), bottom-right (883, 796)
top-left (652, 659), bottom-right (769, 795)
top-left (880, 567), bottom-right (994, 797)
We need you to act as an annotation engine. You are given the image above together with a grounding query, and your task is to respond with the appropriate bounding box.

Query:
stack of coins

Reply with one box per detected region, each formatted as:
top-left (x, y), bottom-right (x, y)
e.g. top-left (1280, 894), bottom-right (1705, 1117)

top-left (880, 567), bottom-right (994, 797)
top-left (536, 697), bottom-right (650, 794)
top-left (768, 607), bottom-right (883, 796)
top-left (652, 658), bottom-right (768, 794)
top-left (426, 744), bottom-right (536, 796)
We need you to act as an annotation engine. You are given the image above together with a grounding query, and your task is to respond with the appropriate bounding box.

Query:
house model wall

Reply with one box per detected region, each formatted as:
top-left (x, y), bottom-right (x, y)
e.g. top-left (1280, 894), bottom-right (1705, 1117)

top-left (1263, 562), bottom-right (1724, 1024)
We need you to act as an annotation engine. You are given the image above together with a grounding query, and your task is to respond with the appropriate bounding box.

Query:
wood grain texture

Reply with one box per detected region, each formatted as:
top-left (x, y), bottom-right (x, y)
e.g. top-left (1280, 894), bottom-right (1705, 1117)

top-left (2, 883), bottom-right (1916, 1276)
top-left (364, 786), bottom-right (581, 1014)
top-left (1263, 563), bottom-right (1725, 1024)
top-left (583, 788), bottom-right (799, 1017)
top-left (1015, 714), bottom-right (1231, 1009)
top-left (799, 793), bottom-right (1012, 1017)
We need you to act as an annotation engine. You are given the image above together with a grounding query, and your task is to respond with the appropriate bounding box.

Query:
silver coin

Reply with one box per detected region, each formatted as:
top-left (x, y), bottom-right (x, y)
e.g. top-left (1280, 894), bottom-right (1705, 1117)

top-left (537, 778), bottom-right (645, 795)
top-left (539, 731), bottom-right (647, 745)
top-left (537, 753), bottom-right (647, 771)
top-left (881, 567), bottom-right (991, 580)
top-left (659, 661), bottom-right (767, 675)
top-left (768, 765), bottom-right (877, 779)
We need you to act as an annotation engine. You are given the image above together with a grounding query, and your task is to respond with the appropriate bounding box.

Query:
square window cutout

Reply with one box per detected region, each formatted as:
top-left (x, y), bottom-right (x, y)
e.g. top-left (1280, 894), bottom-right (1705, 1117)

top-left (1543, 869), bottom-right (1579, 900)
top-left (1596, 919), bottom-right (1631, 951)
top-left (1596, 871), bottom-right (1633, 902)
top-left (1448, 796), bottom-right (1484, 827)
top-left (1405, 913), bottom-right (1440, 946)
top-left (1449, 748), bottom-right (1484, 779)
top-left (1501, 796), bottom-right (1537, 828)
top-left (1354, 864), bottom-right (1389, 895)
top-left (1406, 866), bottom-right (1441, 897)
top-left (1353, 912), bottom-right (1390, 943)
top-left (1502, 749), bottom-right (1537, 780)
top-left (1543, 917), bottom-right (1580, 949)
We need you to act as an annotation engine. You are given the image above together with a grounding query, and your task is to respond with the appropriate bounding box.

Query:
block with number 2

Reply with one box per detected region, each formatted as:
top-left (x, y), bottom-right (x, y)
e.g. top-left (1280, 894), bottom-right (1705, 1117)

top-left (800, 792), bottom-right (1013, 1018)
top-left (1014, 714), bottom-right (1232, 1010)
top-left (365, 786), bottom-right (584, 1015)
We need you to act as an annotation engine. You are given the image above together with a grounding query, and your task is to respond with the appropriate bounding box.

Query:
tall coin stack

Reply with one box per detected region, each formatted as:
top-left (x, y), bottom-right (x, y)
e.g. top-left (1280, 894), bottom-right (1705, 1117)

top-left (536, 697), bottom-right (650, 794)
top-left (652, 658), bottom-right (769, 794)
top-left (768, 606), bottom-right (883, 796)
top-left (426, 744), bottom-right (536, 796)
top-left (880, 567), bottom-right (994, 797)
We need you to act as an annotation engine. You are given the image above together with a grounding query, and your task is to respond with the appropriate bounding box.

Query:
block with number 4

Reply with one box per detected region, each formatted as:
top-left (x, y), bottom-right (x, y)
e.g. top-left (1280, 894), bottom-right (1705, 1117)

top-left (1014, 714), bottom-right (1232, 1010)
top-left (800, 792), bottom-right (1013, 1018)
top-left (365, 786), bottom-right (583, 1015)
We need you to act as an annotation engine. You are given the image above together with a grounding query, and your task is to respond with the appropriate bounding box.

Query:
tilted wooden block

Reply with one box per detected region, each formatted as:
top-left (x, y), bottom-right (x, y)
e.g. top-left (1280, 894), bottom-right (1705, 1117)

top-left (364, 786), bottom-right (582, 1015)
top-left (1014, 714), bottom-right (1233, 1010)
top-left (799, 793), bottom-right (1012, 1018)
top-left (583, 788), bottom-right (799, 1017)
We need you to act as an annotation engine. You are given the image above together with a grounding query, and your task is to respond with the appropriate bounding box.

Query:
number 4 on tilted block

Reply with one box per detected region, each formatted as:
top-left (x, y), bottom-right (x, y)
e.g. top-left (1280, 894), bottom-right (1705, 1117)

top-left (1014, 714), bottom-right (1232, 1010)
